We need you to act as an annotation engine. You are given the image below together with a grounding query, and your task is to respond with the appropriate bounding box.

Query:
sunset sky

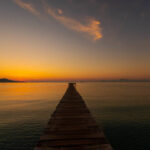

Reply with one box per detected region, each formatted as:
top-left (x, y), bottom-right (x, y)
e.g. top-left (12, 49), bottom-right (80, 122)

top-left (0, 0), bottom-right (150, 81)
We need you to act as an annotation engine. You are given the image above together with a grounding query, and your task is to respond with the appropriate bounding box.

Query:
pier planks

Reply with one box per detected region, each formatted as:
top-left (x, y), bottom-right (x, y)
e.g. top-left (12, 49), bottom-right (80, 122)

top-left (34, 83), bottom-right (113, 150)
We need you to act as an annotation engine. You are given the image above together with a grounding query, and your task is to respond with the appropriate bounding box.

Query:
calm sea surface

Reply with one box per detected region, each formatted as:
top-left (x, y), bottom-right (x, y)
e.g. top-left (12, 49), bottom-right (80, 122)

top-left (0, 82), bottom-right (150, 150)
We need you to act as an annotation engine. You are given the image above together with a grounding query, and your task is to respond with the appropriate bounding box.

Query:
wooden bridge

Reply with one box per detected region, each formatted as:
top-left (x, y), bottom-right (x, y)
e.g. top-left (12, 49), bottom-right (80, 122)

top-left (34, 83), bottom-right (113, 150)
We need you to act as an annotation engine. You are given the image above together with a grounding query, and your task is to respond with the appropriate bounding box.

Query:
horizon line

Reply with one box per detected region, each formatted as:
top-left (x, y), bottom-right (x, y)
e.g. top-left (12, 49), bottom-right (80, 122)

top-left (1, 78), bottom-right (150, 83)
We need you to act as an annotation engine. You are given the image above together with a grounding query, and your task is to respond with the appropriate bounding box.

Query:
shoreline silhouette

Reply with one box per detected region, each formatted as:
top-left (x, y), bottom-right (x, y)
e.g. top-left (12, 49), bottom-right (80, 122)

top-left (0, 78), bottom-right (150, 83)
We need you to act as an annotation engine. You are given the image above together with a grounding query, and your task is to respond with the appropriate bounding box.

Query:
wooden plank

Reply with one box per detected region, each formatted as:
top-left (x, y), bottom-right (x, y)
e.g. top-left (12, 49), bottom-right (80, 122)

top-left (34, 83), bottom-right (113, 150)
top-left (37, 138), bottom-right (108, 147)
top-left (35, 144), bottom-right (112, 150)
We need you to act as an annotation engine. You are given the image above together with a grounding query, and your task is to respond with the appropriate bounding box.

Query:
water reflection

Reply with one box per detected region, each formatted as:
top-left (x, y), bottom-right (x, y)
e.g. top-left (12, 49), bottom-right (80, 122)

top-left (78, 82), bottom-right (150, 150)
top-left (0, 82), bottom-right (150, 150)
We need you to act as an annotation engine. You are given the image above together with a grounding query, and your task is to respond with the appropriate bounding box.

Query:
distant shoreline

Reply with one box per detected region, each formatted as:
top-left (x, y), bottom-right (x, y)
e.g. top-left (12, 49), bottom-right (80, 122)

top-left (0, 78), bottom-right (23, 83)
top-left (0, 78), bottom-right (150, 83)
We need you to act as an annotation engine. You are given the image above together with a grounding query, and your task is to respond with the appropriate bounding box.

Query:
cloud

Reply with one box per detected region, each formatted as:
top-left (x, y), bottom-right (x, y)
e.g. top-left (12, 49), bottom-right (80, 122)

top-left (13, 0), bottom-right (102, 40)
top-left (42, 0), bottom-right (102, 40)
top-left (13, 0), bottom-right (41, 17)
top-left (57, 9), bottom-right (63, 15)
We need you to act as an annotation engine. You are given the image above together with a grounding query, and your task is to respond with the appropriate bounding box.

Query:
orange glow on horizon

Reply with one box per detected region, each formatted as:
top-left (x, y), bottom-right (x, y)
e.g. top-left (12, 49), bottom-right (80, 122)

top-left (1, 68), bottom-right (150, 82)
top-left (1, 0), bottom-right (150, 83)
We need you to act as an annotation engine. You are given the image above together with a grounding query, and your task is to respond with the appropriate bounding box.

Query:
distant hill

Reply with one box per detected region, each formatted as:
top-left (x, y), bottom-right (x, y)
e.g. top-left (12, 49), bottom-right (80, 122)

top-left (0, 78), bottom-right (18, 82)
top-left (99, 79), bottom-right (150, 82)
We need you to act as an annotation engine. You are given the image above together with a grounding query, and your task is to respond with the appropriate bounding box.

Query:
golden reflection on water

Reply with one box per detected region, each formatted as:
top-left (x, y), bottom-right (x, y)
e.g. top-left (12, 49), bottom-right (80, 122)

top-left (0, 82), bottom-right (150, 123)
top-left (0, 83), bottom-right (67, 111)
top-left (0, 83), bottom-right (67, 100)
top-left (0, 82), bottom-right (150, 150)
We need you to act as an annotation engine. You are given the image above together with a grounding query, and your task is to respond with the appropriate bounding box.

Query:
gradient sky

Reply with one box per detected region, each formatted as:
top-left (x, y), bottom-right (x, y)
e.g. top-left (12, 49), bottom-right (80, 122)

top-left (0, 0), bottom-right (150, 81)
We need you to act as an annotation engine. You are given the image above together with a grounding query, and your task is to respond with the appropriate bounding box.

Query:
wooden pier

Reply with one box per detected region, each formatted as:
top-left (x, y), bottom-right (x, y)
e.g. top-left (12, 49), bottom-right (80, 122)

top-left (34, 83), bottom-right (113, 150)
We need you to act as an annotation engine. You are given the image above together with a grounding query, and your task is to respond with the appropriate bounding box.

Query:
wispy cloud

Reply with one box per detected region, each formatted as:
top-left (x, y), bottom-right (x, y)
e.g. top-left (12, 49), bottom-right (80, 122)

top-left (42, 1), bottom-right (102, 40)
top-left (13, 0), bottom-right (102, 40)
top-left (13, 0), bottom-right (41, 17)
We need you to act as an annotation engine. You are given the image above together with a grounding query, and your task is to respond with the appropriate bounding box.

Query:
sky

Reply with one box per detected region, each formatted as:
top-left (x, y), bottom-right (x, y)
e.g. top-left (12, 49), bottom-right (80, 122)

top-left (0, 0), bottom-right (150, 81)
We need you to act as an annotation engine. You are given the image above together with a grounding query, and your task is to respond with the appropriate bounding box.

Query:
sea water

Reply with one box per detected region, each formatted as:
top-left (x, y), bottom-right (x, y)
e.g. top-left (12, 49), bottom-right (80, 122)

top-left (0, 82), bottom-right (150, 150)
